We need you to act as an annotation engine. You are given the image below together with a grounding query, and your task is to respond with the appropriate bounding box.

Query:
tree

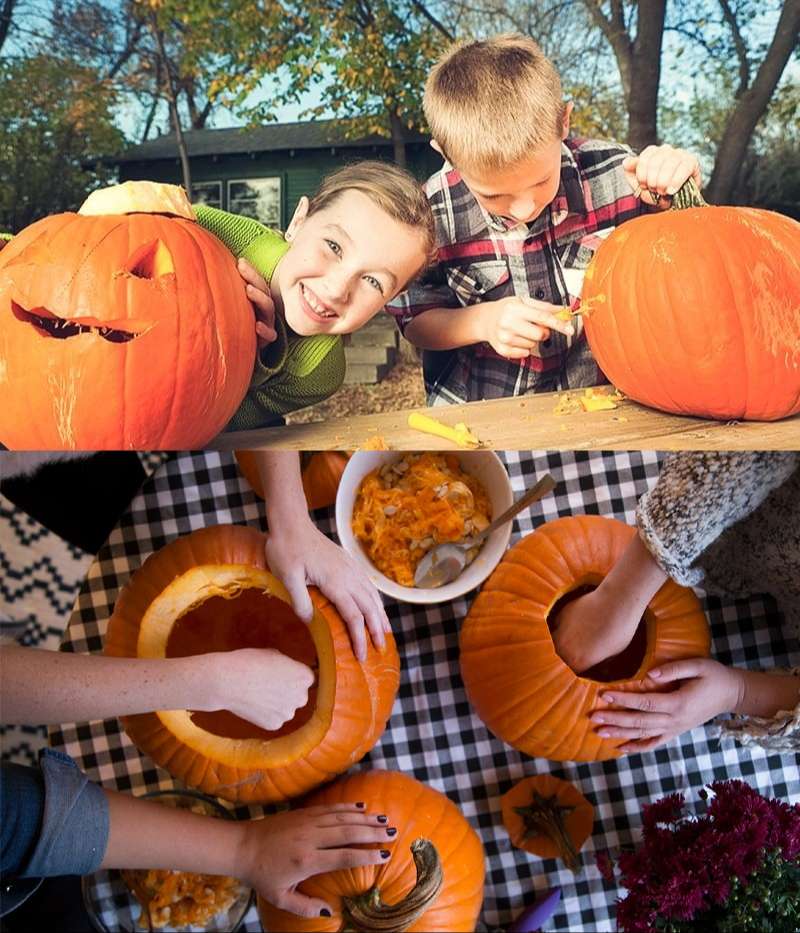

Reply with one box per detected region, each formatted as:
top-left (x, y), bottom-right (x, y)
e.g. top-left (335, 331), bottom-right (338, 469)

top-left (0, 53), bottom-right (125, 231)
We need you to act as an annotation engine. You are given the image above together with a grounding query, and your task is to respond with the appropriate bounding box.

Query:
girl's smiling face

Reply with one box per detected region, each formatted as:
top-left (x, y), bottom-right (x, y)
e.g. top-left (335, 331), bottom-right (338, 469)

top-left (271, 189), bottom-right (427, 337)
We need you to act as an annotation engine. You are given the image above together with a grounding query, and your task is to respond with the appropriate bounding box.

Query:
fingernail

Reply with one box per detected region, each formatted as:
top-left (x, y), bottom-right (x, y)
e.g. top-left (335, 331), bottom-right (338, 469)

top-left (666, 186), bottom-right (678, 195)
top-left (649, 669), bottom-right (663, 679)
top-left (380, 849), bottom-right (391, 859)
top-left (320, 908), bottom-right (332, 917)
top-left (603, 694), bottom-right (615, 703)
top-left (598, 729), bottom-right (611, 737)
top-left (355, 801), bottom-right (365, 809)
top-left (593, 714), bottom-right (605, 723)
top-left (386, 827), bottom-right (397, 836)
top-left (377, 814), bottom-right (388, 823)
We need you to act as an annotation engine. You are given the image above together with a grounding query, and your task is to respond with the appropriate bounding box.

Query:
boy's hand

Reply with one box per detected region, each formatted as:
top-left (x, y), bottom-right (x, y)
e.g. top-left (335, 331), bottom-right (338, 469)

top-left (591, 658), bottom-right (743, 753)
top-left (551, 589), bottom-right (641, 674)
top-left (482, 296), bottom-right (575, 359)
top-left (265, 518), bottom-right (391, 663)
top-left (623, 145), bottom-right (702, 209)
top-left (205, 648), bottom-right (314, 731)
top-left (237, 804), bottom-right (395, 918)
top-left (237, 257), bottom-right (277, 348)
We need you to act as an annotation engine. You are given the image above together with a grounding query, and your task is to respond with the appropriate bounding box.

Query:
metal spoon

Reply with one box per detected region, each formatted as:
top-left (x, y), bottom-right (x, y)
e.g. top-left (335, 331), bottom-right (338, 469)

top-left (413, 473), bottom-right (557, 588)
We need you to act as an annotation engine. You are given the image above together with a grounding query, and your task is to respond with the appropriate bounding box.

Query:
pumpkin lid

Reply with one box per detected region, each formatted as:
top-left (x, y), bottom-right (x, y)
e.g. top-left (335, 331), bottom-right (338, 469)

top-left (79, 181), bottom-right (196, 219)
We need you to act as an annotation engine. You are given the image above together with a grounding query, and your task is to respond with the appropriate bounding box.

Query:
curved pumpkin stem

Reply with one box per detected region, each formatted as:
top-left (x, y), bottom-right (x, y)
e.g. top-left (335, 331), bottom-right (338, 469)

top-left (669, 176), bottom-right (708, 211)
top-left (341, 838), bottom-right (443, 932)
top-left (514, 789), bottom-right (580, 872)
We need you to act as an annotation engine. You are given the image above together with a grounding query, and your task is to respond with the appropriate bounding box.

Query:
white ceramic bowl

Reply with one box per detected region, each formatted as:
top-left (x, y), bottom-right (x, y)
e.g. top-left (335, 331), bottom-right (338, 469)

top-left (336, 451), bottom-right (514, 605)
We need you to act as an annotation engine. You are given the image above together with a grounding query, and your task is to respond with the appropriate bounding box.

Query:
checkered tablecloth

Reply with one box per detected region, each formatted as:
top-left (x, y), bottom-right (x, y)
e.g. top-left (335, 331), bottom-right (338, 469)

top-left (50, 451), bottom-right (800, 932)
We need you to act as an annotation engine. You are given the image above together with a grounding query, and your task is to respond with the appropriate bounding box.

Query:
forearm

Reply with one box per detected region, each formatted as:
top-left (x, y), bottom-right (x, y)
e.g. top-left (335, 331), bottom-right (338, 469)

top-left (101, 790), bottom-right (248, 877)
top-left (255, 452), bottom-right (314, 533)
top-left (0, 647), bottom-right (222, 724)
top-left (733, 669), bottom-right (800, 719)
top-left (599, 533), bottom-right (669, 618)
top-left (404, 304), bottom-right (486, 350)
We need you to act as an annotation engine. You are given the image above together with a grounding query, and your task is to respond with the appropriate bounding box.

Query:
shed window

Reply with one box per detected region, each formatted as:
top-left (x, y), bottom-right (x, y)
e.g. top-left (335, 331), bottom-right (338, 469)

top-left (191, 181), bottom-right (222, 209)
top-left (228, 178), bottom-right (282, 228)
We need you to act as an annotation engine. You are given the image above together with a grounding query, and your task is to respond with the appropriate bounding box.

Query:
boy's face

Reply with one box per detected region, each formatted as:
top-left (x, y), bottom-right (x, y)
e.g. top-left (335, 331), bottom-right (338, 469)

top-left (458, 136), bottom-right (564, 226)
top-left (272, 190), bottom-right (425, 337)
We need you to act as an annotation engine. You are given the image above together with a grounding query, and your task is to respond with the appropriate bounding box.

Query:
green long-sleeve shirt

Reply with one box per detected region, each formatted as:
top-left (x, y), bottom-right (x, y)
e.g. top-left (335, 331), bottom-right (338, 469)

top-left (193, 204), bottom-right (345, 431)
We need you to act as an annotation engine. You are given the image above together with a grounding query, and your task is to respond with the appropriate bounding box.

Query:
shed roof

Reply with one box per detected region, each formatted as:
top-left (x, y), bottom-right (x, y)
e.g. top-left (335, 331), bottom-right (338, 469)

top-left (114, 119), bottom-right (429, 163)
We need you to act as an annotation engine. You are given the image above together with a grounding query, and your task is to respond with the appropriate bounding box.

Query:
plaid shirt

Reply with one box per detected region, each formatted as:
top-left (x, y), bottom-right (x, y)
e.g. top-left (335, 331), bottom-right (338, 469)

top-left (386, 137), bottom-right (649, 405)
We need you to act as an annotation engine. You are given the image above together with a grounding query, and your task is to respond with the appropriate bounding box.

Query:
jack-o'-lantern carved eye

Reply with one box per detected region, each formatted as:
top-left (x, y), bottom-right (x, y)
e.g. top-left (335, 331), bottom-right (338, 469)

top-left (125, 239), bottom-right (175, 279)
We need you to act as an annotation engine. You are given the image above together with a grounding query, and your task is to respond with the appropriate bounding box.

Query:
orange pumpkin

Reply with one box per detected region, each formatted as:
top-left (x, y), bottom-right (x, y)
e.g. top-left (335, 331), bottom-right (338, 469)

top-left (582, 181), bottom-right (800, 421)
top-left (236, 450), bottom-right (350, 511)
top-left (258, 770), bottom-right (485, 933)
top-left (501, 774), bottom-right (594, 871)
top-left (460, 515), bottom-right (710, 761)
top-left (0, 182), bottom-right (255, 449)
top-left (104, 524), bottom-right (400, 804)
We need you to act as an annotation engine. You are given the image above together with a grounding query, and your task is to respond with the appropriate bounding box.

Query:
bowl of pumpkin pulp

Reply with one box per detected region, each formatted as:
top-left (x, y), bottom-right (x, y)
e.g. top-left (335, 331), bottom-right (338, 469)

top-left (336, 451), bottom-right (513, 604)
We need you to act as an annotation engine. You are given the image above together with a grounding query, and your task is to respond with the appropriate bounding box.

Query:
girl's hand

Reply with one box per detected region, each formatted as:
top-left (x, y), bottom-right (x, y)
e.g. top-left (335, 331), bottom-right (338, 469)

top-left (204, 649), bottom-right (314, 731)
top-left (482, 296), bottom-right (574, 359)
top-left (265, 519), bottom-right (390, 663)
top-left (551, 589), bottom-right (642, 673)
top-left (237, 257), bottom-right (277, 348)
top-left (591, 658), bottom-right (743, 752)
top-left (236, 804), bottom-right (396, 918)
top-left (623, 145), bottom-right (702, 208)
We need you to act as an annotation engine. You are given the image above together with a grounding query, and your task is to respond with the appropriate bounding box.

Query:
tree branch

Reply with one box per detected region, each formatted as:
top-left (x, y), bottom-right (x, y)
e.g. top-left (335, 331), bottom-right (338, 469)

top-left (718, 0), bottom-right (750, 98)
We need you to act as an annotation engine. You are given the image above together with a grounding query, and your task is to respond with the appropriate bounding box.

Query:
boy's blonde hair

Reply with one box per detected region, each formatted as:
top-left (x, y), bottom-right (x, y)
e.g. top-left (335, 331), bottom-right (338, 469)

top-left (424, 34), bottom-right (567, 172)
top-left (308, 160), bottom-right (437, 278)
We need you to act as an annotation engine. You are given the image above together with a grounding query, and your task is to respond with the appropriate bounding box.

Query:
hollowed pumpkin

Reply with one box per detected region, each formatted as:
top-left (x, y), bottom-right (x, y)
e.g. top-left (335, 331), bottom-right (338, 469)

top-left (0, 181), bottom-right (255, 449)
top-left (460, 515), bottom-right (710, 761)
top-left (582, 181), bottom-right (800, 422)
top-left (258, 770), bottom-right (485, 933)
top-left (104, 524), bottom-right (400, 804)
top-left (236, 450), bottom-right (349, 511)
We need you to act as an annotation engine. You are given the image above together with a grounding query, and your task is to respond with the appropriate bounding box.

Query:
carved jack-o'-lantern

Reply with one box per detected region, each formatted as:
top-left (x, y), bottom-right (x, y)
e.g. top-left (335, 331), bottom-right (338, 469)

top-left (0, 182), bottom-right (255, 449)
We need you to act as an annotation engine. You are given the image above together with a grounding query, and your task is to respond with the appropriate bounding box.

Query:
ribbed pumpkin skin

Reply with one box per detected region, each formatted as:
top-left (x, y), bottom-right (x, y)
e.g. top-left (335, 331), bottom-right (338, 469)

top-left (582, 206), bottom-right (800, 421)
top-left (105, 525), bottom-right (400, 803)
top-left (460, 516), bottom-right (710, 762)
top-left (0, 212), bottom-right (255, 449)
top-left (259, 770), bottom-right (486, 933)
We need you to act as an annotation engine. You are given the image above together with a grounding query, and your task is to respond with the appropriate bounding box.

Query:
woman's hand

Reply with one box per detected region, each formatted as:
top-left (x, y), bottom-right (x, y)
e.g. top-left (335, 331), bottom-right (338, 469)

top-left (591, 658), bottom-right (743, 752)
top-left (237, 257), bottom-right (277, 348)
top-left (551, 588), bottom-right (642, 674)
top-left (236, 804), bottom-right (396, 918)
top-left (203, 649), bottom-right (314, 731)
top-left (265, 518), bottom-right (390, 663)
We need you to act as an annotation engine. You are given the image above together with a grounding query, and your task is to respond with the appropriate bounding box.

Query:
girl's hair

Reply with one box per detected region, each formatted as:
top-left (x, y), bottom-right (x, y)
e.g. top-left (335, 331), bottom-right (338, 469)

top-left (307, 160), bottom-right (437, 277)
top-left (424, 33), bottom-right (567, 172)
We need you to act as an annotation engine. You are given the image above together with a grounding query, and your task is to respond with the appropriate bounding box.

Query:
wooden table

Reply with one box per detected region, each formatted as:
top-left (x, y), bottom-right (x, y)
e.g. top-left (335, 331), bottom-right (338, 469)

top-left (213, 392), bottom-right (800, 451)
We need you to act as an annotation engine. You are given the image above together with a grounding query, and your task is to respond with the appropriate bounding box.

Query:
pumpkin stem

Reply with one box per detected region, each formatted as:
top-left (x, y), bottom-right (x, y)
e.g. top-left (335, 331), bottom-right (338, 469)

top-left (340, 838), bottom-right (443, 932)
top-left (514, 789), bottom-right (581, 872)
top-left (669, 176), bottom-right (708, 211)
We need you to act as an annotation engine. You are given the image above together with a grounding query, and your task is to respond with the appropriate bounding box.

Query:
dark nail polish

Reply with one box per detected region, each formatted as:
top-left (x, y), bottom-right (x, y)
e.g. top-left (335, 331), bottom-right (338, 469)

top-left (386, 827), bottom-right (397, 836)
top-left (377, 814), bottom-right (388, 823)
top-left (380, 849), bottom-right (391, 858)
top-left (320, 908), bottom-right (332, 917)
top-left (355, 801), bottom-right (365, 808)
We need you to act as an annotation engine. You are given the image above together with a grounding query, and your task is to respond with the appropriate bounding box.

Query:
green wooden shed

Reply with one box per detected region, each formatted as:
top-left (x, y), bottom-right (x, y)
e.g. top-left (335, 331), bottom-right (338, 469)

top-left (113, 119), bottom-right (442, 229)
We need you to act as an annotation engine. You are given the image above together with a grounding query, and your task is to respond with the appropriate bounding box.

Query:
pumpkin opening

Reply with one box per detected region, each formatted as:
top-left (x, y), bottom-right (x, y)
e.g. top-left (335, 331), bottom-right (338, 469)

top-left (166, 588), bottom-right (318, 741)
top-left (548, 577), bottom-right (650, 682)
top-left (11, 301), bottom-right (141, 343)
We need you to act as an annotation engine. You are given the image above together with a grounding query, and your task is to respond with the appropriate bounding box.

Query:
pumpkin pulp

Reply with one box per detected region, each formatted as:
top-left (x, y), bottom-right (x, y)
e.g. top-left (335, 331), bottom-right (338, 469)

top-left (137, 564), bottom-right (335, 769)
top-left (548, 576), bottom-right (650, 683)
top-left (166, 588), bottom-right (318, 741)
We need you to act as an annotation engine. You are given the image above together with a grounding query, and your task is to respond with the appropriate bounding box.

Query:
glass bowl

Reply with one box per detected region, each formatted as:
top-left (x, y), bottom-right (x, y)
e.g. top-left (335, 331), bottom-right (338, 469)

top-left (81, 789), bottom-right (254, 932)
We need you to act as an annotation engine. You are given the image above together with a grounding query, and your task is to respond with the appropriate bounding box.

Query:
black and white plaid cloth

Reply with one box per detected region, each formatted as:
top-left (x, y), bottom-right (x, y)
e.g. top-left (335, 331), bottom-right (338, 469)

top-left (50, 451), bottom-right (800, 932)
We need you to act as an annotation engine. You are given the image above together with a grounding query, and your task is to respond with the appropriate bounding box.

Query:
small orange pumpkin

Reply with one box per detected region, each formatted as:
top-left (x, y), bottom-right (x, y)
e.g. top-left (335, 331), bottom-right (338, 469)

top-left (0, 182), bottom-right (255, 449)
top-left (104, 524), bottom-right (400, 804)
top-left (501, 774), bottom-right (594, 871)
top-left (236, 450), bottom-right (350, 511)
top-left (258, 770), bottom-right (486, 933)
top-left (582, 181), bottom-right (800, 421)
top-left (460, 515), bottom-right (710, 761)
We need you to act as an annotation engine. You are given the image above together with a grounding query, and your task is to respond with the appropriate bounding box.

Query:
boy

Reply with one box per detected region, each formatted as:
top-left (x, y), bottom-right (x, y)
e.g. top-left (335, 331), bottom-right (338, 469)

top-left (387, 34), bottom-right (702, 405)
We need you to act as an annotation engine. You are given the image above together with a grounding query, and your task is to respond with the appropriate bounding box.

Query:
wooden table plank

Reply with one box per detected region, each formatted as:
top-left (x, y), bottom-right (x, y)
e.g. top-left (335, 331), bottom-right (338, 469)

top-left (212, 392), bottom-right (800, 450)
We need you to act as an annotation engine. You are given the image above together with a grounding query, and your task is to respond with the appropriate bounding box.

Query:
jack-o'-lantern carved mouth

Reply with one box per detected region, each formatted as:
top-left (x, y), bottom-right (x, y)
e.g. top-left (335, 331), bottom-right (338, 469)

top-left (11, 302), bottom-right (151, 343)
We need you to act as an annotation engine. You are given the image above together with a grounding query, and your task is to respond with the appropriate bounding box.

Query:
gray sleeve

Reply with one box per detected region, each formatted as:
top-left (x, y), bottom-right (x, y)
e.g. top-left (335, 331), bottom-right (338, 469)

top-left (636, 452), bottom-right (799, 587)
top-left (21, 749), bottom-right (109, 878)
